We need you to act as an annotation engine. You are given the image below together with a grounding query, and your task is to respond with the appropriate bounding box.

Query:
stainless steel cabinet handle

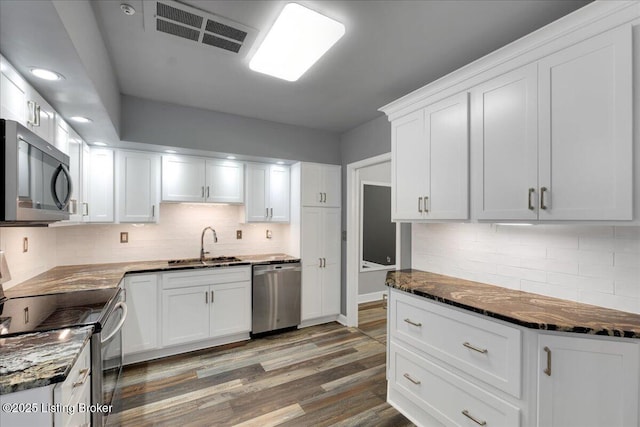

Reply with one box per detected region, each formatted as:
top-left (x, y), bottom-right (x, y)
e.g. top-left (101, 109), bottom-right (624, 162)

top-left (424, 196), bottom-right (429, 213)
top-left (528, 188), bottom-right (535, 210)
top-left (270, 207), bottom-right (273, 218)
top-left (544, 346), bottom-right (551, 376)
top-left (462, 410), bottom-right (487, 426)
top-left (319, 258), bottom-right (323, 267)
top-left (418, 197), bottom-right (423, 213)
top-left (319, 192), bottom-right (323, 203)
top-left (205, 291), bottom-right (208, 304)
top-left (73, 368), bottom-right (90, 388)
top-left (540, 187), bottom-right (548, 210)
top-left (211, 290), bottom-right (214, 303)
top-left (323, 192), bottom-right (327, 203)
top-left (266, 207), bottom-right (269, 218)
top-left (151, 205), bottom-right (155, 218)
top-left (206, 186), bottom-right (210, 198)
top-left (323, 258), bottom-right (326, 267)
top-left (403, 373), bottom-right (421, 385)
top-left (24, 307), bottom-right (29, 324)
top-left (403, 318), bottom-right (422, 327)
top-left (463, 342), bottom-right (488, 354)
top-left (201, 186), bottom-right (205, 198)
top-left (82, 202), bottom-right (89, 216)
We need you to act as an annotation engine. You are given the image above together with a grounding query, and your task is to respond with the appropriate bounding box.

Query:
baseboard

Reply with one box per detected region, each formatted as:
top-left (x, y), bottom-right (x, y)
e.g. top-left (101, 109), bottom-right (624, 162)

top-left (336, 314), bottom-right (348, 326)
top-left (358, 290), bottom-right (388, 304)
top-left (298, 314), bottom-right (339, 328)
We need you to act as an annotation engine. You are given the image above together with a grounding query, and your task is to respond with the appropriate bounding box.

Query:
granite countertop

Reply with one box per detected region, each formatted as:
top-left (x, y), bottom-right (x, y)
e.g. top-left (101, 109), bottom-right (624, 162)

top-left (5, 253), bottom-right (300, 298)
top-left (387, 269), bottom-right (640, 339)
top-left (0, 326), bottom-right (93, 395)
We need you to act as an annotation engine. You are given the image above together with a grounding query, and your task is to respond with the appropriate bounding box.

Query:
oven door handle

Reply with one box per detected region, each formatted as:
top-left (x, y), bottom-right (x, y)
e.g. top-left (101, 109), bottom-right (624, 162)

top-left (101, 301), bottom-right (128, 344)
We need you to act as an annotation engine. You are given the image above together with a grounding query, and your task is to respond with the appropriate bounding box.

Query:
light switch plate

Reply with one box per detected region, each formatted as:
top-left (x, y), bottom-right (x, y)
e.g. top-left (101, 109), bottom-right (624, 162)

top-left (236, 230), bottom-right (242, 239)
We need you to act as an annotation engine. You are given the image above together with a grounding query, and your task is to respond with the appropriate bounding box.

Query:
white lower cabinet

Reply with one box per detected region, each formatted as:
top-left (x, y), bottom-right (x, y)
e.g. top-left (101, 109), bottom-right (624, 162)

top-left (161, 267), bottom-right (251, 348)
top-left (537, 334), bottom-right (639, 427)
top-left (0, 343), bottom-right (91, 427)
top-left (388, 288), bottom-right (640, 427)
top-left (122, 274), bottom-right (160, 356)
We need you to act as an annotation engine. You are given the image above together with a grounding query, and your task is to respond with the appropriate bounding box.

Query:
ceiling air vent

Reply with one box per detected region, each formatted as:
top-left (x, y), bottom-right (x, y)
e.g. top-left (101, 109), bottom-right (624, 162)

top-left (143, 0), bottom-right (256, 55)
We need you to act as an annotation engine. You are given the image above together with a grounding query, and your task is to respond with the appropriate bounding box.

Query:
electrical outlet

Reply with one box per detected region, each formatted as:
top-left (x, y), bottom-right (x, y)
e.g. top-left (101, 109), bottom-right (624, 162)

top-left (120, 232), bottom-right (129, 243)
top-left (22, 237), bottom-right (28, 253)
top-left (266, 229), bottom-right (272, 239)
top-left (236, 230), bottom-right (242, 239)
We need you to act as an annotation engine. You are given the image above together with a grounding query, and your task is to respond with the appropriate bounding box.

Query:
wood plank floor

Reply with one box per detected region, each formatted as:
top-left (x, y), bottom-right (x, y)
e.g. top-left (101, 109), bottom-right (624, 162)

top-left (357, 299), bottom-right (387, 345)
top-left (108, 301), bottom-right (411, 426)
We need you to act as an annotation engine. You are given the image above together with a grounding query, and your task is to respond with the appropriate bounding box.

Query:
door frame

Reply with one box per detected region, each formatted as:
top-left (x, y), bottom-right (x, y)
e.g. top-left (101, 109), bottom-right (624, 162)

top-left (346, 152), bottom-right (398, 327)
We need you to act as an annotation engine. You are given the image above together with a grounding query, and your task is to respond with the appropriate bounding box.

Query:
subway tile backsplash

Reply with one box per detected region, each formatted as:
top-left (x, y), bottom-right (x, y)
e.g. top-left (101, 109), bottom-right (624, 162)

top-left (412, 223), bottom-right (640, 314)
top-left (1, 203), bottom-right (292, 290)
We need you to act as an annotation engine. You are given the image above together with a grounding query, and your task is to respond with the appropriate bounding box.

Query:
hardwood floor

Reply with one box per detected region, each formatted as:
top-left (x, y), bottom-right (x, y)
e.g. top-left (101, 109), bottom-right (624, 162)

top-left (108, 306), bottom-right (412, 427)
top-left (357, 299), bottom-right (387, 345)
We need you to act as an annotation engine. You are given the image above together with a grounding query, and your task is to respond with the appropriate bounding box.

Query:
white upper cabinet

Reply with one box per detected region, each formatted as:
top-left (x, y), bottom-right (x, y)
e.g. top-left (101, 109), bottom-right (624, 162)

top-left (27, 89), bottom-right (57, 147)
top-left (537, 25), bottom-right (632, 220)
top-left (205, 159), bottom-right (244, 203)
top-left (162, 155), bottom-right (206, 202)
top-left (65, 128), bottom-right (84, 222)
top-left (162, 155), bottom-right (244, 204)
top-left (472, 63), bottom-right (539, 220)
top-left (117, 150), bottom-right (160, 223)
top-left (54, 116), bottom-right (69, 156)
top-left (245, 163), bottom-right (290, 223)
top-left (87, 148), bottom-right (114, 222)
top-left (392, 92), bottom-right (469, 221)
top-left (301, 163), bottom-right (341, 207)
top-left (0, 64), bottom-right (27, 124)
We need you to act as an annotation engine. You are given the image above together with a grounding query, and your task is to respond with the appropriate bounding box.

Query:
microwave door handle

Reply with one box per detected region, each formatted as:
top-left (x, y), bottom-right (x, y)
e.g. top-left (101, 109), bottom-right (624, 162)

top-left (101, 301), bottom-right (128, 344)
top-left (51, 164), bottom-right (73, 210)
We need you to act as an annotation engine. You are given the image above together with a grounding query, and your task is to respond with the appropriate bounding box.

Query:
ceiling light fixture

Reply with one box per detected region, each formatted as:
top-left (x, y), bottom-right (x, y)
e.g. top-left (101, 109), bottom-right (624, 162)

top-left (165, 149), bottom-right (177, 154)
top-left (249, 3), bottom-right (345, 82)
top-left (70, 116), bottom-right (92, 123)
top-left (93, 142), bottom-right (107, 146)
top-left (30, 68), bottom-right (64, 81)
top-left (227, 156), bottom-right (236, 160)
top-left (276, 161), bottom-right (285, 165)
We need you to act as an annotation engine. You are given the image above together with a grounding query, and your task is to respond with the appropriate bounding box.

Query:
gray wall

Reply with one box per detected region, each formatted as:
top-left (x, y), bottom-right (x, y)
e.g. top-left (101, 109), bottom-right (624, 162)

top-left (122, 95), bottom-right (342, 164)
top-left (339, 115), bottom-right (411, 312)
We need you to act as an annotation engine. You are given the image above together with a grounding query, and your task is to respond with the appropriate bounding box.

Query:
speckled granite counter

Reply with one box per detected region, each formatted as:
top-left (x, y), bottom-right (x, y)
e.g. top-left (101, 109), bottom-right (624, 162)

top-left (5, 253), bottom-right (299, 298)
top-left (0, 326), bottom-right (93, 395)
top-left (387, 269), bottom-right (640, 339)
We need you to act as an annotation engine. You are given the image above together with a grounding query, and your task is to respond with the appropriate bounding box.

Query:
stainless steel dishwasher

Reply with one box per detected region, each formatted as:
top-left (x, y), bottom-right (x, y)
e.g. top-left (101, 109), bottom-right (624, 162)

top-left (252, 262), bottom-right (301, 335)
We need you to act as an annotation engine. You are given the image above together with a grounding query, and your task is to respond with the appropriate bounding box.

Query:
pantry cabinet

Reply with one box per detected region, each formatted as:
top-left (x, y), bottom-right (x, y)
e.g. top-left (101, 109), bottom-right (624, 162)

top-left (245, 163), bottom-right (290, 223)
top-left (162, 155), bottom-right (244, 203)
top-left (301, 163), bottom-right (341, 207)
top-left (391, 92), bottom-right (469, 221)
top-left (117, 150), bottom-right (160, 223)
top-left (537, 333), bottom-right (639, 427)
top-left (301, 207), bottom-right (341, 320)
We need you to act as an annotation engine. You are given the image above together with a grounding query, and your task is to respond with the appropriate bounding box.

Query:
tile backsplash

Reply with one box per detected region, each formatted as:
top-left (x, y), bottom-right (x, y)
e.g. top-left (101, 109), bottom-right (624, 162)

top-left (1, 203), bottom-right (292, 290)
top-left (412, 223), bottom-right (640, 314)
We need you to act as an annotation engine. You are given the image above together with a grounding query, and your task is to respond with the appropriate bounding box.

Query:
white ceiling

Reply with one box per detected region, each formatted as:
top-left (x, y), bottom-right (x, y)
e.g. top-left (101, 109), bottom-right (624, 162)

top-left (92, 0), bottom-right (590, 133)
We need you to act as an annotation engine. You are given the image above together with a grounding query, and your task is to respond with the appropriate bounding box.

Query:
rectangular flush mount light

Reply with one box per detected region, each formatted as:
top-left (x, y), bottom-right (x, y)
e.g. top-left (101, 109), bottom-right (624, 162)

top-left (249, 3), bottom-right (345, 82)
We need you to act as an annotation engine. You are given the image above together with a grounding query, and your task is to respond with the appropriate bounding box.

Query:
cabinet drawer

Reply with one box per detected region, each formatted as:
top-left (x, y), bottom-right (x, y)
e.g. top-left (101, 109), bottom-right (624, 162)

top-left (390, 290), bottom-right (521, 397)
top-left (54, 341), bottom-right (91, 408)
top-left (390, 342), bottom-right (520, 427)
top-left (163, 266), bottom-right (251, 289)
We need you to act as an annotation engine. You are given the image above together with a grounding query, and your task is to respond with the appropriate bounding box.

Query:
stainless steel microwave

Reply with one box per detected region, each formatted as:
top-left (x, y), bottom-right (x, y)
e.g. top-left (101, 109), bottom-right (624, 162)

top-left (1, 119), bottom-right (72, 224)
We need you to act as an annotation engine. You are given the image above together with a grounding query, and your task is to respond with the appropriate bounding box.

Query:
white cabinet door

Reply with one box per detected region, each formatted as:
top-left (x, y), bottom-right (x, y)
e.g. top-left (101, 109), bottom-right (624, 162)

top-left (65, 129), bottom-right (83, 222)
top-left (28, 91), bottom-right (57, 147)
top-left (81, 142), bottom-right (90, 222)
top-left (210, 281), bottom-right (251, 337)
top-left (301, 163), bottom-right (341, 207)
top-left (161, 155), bottom-right (206, 202)
top-left (537, 334), bottom-right (639, 427)
top-left (123, 274), bottom-right (159, 355)
top-left (0, 67), bottom-right (27, 124)
top-left (87, 148), bottom-right (114, 222)
top-left (301, 207), bottom-right (341, 320)
top-left (424, 92), bottom-right (469, 219)
top-left (118, 150), bottom-right (160, 223)
top-left (269, 165), bottom-right (290, 222)
top-left (205, 159), bottom-right (244, 203)
top-left (392, 110), bottom-right (427, 221)
top-left (471, 63), bottom-right (538, 220)
top-left (162, 285), bottom-right (210, 347)
top-left (246, 163), bottom-right (290, 222)
top-left (538, 25), bottom-right (632, 220)
top-left (54, 118), bottom-right (69, 158)
top-left (245, 163), bottom-right (269, 221)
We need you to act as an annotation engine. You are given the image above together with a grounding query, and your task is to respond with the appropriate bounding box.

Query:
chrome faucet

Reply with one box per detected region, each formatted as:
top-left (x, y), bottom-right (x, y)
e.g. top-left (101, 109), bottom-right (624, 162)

top-left (200, 226), bottom-right (218, 261)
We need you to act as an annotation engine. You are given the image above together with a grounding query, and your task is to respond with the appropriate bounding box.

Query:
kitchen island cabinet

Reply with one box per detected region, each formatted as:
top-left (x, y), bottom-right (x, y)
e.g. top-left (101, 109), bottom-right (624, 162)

top-left (386, 270), bottom-right (640, 427)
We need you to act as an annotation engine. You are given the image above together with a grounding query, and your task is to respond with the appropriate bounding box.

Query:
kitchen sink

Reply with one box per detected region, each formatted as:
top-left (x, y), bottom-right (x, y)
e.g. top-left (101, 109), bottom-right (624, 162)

top-left (168, 256), bottom-right (243, 266)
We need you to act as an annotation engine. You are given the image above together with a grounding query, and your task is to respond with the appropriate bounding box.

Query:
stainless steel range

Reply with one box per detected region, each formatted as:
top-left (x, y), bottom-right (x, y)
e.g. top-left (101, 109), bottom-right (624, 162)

top-left (0, 285), bottom-right (127, 426)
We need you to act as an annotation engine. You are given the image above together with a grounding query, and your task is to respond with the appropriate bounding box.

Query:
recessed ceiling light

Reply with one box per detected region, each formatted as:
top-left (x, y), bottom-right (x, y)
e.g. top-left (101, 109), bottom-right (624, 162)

top-left (93, 142), bottom-right (107, 146)
top-left (165, 150), bottom-right (177, 154)
top-left (30, 68), bottom-right (64, 81)
top-left (276, 161), bottom-right (285, 165)
top-left (249, 3), bottom-right (345, 82)
top-left (70, 116), bottom-right (92, 123)
top-left (227, 156), bottom-right (236, 160)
